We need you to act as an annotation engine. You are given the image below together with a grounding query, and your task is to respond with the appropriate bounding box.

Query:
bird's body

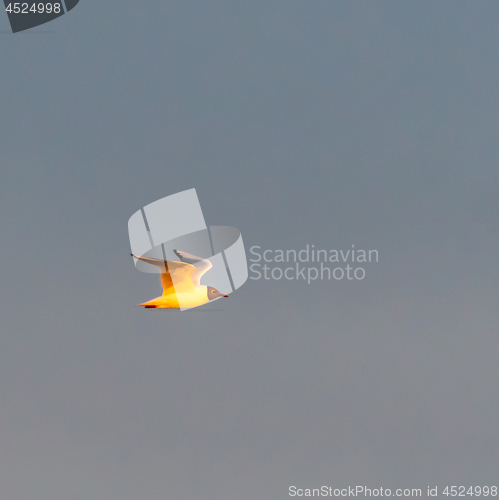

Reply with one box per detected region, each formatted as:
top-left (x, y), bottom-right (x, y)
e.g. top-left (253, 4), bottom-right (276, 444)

top-left (139, 287), bottom-right (210, 309)
top-left (132, 249), bottom-right (228, 309)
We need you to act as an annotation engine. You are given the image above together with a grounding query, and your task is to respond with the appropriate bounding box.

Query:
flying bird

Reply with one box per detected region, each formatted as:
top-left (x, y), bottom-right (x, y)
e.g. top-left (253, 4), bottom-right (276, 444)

top-left (131, 249), bottom-right (228, 309)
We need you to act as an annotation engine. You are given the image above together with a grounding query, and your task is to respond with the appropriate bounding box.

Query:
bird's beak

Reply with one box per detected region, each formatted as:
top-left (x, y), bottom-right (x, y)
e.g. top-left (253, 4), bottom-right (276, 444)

top-left (223, 295), bottom-right (229, 298)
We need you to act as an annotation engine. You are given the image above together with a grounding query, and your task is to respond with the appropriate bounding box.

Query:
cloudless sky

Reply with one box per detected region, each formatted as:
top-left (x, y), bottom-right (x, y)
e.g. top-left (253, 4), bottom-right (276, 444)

top-left (1, 1), bottom-right (499, 498)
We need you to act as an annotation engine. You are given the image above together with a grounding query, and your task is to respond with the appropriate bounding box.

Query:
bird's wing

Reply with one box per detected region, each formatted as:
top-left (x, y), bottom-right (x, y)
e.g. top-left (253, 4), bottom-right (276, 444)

top-left (131, 254), bottom-right (197, 294)
top-left (132, 254), bottom-right (168, 271)
top-left (173, 249), bottom-right (213, 287)
top-left (173, 249), bottom-right (204, 264)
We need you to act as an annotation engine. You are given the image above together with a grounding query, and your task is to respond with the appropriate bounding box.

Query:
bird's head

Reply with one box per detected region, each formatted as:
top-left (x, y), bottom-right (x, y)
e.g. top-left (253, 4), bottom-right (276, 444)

top-left (207, 286), bottom-right (229, 300)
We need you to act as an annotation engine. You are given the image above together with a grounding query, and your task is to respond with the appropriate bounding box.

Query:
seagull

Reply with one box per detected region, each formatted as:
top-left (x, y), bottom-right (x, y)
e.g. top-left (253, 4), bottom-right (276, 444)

top-left (131, 249), bottom-right (228, 309)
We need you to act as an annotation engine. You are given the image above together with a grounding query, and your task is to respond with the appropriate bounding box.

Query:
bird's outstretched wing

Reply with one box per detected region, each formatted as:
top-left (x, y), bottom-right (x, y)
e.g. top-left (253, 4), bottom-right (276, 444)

top-left (131, 253), bottom-right (197, 294)
top-left (173, 249), bottom-right (213, 287)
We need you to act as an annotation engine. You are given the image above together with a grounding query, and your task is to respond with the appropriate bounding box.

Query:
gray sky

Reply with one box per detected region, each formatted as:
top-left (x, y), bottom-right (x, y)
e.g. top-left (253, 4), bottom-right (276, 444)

top-left (1, 1), bottom-right (499, 498)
